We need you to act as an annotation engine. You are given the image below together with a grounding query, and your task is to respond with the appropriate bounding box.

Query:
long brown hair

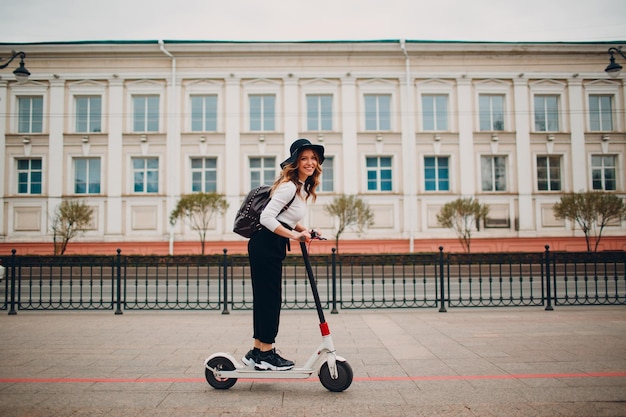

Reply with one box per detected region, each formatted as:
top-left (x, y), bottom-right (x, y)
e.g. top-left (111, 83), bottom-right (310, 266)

top-left (271, 149), bottom-right (323, 202)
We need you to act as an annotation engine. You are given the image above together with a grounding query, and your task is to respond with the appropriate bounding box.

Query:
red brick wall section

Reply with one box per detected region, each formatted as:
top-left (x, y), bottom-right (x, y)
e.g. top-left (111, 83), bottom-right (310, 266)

top-left (1, 236), bottom-right (625, 255)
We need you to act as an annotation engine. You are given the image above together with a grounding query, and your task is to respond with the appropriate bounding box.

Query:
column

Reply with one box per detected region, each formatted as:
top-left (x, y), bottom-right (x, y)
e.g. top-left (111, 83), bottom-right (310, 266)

top-left (0, 81), bottom-right (7, 237)
top-left (283, 76), bottom-right (298, 148)
top-left (567, 78), bottom-right (586, 191)
top-left (341, 76), bottom-right (358, 194)
top-left (224, 76), bottom-right (241, 225)
top-left (47, 79), bottom-right (65, 229)
top-left (399, 74), bottom-right (417, 246)
top-left (513, 78), bottom-right (534, 234)
top-left (456, 77), bottom-right (475, 196)
top-left (106, 78), bottom-right (124, 238)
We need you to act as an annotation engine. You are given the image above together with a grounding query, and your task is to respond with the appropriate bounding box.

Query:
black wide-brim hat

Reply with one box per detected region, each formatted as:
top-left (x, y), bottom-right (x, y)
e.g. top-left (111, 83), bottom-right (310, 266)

top-left (280, 138), bottom-right (325, 169)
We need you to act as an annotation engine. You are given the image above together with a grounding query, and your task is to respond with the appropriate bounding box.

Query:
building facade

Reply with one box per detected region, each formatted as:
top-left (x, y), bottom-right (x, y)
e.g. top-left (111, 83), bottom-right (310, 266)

top-left (0, 40), bottom-right (625, 253)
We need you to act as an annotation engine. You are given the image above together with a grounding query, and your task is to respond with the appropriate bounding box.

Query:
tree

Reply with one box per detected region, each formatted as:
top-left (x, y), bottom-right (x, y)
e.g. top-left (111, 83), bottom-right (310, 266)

top-left (323, 194), bottom-right (374, 252)
top-left (170, 192), bottom-right (229, 254)
top-left (553, 191), bottom-right (626, 252)
top-left (436, 197), bottom-right (489, 253)
top-left (51, 200), bottom-right (94, 255)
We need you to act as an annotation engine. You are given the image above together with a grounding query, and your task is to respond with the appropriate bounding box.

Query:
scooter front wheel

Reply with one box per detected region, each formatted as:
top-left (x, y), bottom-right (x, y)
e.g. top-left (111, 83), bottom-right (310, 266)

top-left (319, 360), bottom-right (353, 392)
top-left (205, 356), bottom-right (237, 390)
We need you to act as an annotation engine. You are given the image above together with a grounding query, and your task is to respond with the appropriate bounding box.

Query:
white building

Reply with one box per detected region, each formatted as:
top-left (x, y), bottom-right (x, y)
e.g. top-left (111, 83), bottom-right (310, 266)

top-left (0, 40), bottom-right (624, 253)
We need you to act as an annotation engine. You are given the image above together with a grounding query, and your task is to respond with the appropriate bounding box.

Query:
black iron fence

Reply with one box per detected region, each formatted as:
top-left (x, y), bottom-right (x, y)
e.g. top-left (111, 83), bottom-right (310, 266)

top-left (1, 246), bottom-right (624, 314)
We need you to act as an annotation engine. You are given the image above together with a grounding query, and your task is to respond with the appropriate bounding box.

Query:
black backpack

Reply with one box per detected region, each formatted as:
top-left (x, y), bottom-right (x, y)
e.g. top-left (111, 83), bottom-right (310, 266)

top-left (233, 185), bottom-right (296, 238)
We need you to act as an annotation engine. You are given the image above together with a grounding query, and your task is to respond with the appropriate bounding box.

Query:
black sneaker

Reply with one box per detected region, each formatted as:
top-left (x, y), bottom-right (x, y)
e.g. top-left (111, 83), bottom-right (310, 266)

top-left (255, 348), bottom-right (294, 371)
top-left (242, 348), bottom-right (260, 367)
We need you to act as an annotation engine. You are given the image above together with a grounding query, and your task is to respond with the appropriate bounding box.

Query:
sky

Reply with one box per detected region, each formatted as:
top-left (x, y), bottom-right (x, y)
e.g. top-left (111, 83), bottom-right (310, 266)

top-left (0, 0), bottom-right (625, 44)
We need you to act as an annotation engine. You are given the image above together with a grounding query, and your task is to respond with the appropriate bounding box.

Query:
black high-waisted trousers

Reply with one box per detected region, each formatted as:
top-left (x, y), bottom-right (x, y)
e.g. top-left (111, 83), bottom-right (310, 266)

top-left (248, 227), bottom-right (288, 344)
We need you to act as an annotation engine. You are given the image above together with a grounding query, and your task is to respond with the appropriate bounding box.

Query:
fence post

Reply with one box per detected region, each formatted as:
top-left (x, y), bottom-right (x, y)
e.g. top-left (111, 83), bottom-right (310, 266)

top-left (115, 249), bottom-right (123, 315)
top-left (438, 246), bottom-right (447, 313)
top-left (222, 248), bottom-right (229, 315)
top-left (544, 245), bottom-right (553, 311)
top-left (331, 247), bottom-right (338, 314)
top-left (8, 249), bottom-right (17, 315)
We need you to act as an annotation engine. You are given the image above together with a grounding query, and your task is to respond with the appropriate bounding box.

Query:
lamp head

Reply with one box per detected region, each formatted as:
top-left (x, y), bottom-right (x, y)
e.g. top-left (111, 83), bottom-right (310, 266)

top-left (13, 59), bottom-right (30, 83)
top-left (605, 53), bottom-right (622, 78)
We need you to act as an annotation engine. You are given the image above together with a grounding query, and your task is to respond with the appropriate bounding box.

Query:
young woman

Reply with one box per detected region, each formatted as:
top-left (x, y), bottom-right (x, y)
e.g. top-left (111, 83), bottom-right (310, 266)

top-left (243, 138), bottom-right (324, 371)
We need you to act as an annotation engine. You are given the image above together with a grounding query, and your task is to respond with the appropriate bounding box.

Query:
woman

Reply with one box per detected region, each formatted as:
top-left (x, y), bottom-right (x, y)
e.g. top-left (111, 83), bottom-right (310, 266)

top-left (243, 138), bottom-right (324, 371)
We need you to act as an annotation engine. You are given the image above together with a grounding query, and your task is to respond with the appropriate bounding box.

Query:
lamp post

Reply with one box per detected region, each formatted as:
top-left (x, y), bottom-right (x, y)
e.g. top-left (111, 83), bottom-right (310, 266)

top-left (605, 47), bottom-right (625, 78)
top-left (0, 50), bottom-right (30, 83)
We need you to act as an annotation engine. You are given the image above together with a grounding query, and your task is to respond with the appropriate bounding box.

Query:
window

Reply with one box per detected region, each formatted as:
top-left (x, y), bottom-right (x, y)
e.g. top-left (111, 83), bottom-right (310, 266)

top-left (364, 94), bottom-right (391, 131)
top-left (479, 94), bottom-right (505, 131)
top-left (191, 95), bottom-right (217, 132)
top-left (591, 155), bottom-right (617, 191)
top-left (249, 95), bottom-right (275, 131)
top-left (534, 95), bottom-right (559, 132)
top-left (589, 95), bottom-right (613, 132)
top-left (306, 94), bottom-right (332, 131)
top-left (536, 156), bottom-right (561, 191)
top-left (424, 156), bottom-right (449, 191)
top-left (17, 158), bottom-right (42, 194)
top-left (481, 156), bottom-right (507, 191)
top-left (422, 95), bottom-right (448, 131)
top-left (191, 157), bottom-right (217, 192)
top-left (249, 157), bottom-right (276, 188)
top-left (366, 156), bottom-right (392, 191)
top-left (132, 157), bottom-right (159, 193)
top-left (132, 95), bottom-right (159, 132)
top-left (75, 96), bottom-right (102, 133)
top-left (18, 96), bottom-right (43, 133)
top-left (318, 156), bottom-right (334, 192)
top-left (74, 158), bottom-right (101, 194)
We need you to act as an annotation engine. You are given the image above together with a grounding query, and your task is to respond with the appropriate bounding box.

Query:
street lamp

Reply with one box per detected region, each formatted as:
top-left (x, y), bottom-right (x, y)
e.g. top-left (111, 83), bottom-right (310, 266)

top-left (0, 50), bottom-right (30, 83)
top-left (605, 47), bottom-right (625, 78)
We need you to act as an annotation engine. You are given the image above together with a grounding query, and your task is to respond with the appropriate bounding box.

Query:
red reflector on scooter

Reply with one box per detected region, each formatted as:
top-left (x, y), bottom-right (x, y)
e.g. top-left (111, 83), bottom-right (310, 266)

top-left (319, 322), bottom-right (330, 336)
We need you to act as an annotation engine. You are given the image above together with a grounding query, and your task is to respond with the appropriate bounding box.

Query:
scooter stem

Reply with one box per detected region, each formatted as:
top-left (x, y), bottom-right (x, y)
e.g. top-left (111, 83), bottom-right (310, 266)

top-left (299, 240), bottom-right (326, 325)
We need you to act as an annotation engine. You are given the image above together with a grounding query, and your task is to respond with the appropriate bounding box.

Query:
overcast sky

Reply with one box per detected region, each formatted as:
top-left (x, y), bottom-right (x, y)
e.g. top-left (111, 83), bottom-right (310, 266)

top-left (1, 0), bottom-right (625, 43)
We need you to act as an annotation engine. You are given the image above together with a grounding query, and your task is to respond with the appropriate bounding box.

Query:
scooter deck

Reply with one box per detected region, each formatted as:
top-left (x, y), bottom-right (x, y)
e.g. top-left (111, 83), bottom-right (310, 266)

top-left (214, 366), bottom-right (316, 380)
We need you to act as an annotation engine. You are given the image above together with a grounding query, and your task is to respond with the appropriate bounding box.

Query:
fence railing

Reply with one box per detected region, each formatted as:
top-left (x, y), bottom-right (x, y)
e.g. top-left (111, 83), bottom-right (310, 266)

top-left (1, 246), bottom-right (624, 314)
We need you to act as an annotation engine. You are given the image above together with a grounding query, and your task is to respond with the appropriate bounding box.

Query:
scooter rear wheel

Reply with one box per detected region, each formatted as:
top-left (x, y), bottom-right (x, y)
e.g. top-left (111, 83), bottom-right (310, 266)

top-left (319, 360), bottom-right (353, 392)
top-left (205, 356), bottom-right (237, 390)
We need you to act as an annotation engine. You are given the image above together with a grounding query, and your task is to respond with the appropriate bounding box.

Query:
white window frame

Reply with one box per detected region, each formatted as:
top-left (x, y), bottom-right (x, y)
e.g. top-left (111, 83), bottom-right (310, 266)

top-left (585, 81), bottom-right (622, 132)
top-left (248, 156), bottom-right (277, 189)
top-left (129, 156), bottom-right (160, 194)
top-left (590, 154), bottom-right (619, 191)
top-left (10, 83), bottom-right (48, 134)
top-left (243, 79), bottom-right (282, 133)
top-left (15, 157), bottom-right (44, 195)
top-left (529, 80), bottom-right (566, 133)
top-left (184, 80), bottom-right (223, 133)
top-left (479, 154), bottom-right (508, 192)
top-left (474, 80), bottom-right (512, 132)
top-left (73, 157), bottom-right (102, 195)
top-left (535, 154), bottom-right (563, 192)
top-left (189, 156), bottom-right (219, 193)
top-left (416, 79), bottom-right (456, 132)
top-left (363, 154), bottom-right (395, 192)
top-left (300, 78), bottom-right (339, 132)
top-left (359, 79), bottom-right (397, 132)
top-left (317, 155), bottom-right (334, 193)
top-left (69, 81), bottom-right (107, 134)
top-left (125, 80), bottom-right (165, 134)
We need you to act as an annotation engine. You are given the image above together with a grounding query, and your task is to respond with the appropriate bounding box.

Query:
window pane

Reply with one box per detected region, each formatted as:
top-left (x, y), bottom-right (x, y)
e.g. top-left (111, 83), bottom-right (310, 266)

top-left (306, 95), bottom-right (318, 131)
top-left (319, 156), bottom-right (334, 192)
top-left (378, 95), bottom-right (390, 130)
top-left (31, 97), bottom-right (43, 133)
top-left (249, 96), bottom-right (261, 131)
top-left (364, 96), bottom-right (377, 130)
top-left (146, 96), bottom-right (159, 132)
top-left (422, 96), bottom-right (434, 131)
top-left (263, 95), bottom-right (275, 131)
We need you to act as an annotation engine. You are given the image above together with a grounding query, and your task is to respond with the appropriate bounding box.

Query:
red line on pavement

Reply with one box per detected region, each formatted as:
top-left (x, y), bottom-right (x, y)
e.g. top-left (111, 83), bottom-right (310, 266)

top-left (1, 371), bottom-right (625, 384)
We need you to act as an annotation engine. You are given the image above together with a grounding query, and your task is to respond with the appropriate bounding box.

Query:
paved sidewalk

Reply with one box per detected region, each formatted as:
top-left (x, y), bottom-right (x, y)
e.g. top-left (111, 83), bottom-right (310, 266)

top-left (1, 307), bottom-right (625, 417)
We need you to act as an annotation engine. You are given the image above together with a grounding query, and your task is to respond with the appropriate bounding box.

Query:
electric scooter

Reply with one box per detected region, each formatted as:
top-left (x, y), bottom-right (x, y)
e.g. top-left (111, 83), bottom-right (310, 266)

top-left (204, 234), bottom-right (353, 392)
